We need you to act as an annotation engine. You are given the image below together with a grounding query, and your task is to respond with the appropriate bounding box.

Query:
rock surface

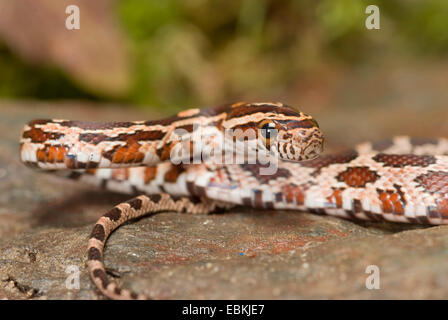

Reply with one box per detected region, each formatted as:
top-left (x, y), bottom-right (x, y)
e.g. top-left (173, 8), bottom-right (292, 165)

top-left (0, 99), bottom-right (448, 299)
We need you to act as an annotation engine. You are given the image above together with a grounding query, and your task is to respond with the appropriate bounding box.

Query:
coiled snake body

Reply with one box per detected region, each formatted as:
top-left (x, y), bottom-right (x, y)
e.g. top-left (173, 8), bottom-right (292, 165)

top-left (19, 102), bottom-right (448, 299)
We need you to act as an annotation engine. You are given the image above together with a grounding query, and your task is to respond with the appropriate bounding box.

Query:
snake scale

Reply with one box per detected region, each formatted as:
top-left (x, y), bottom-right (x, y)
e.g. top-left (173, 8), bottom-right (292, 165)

top-left (19, 102), bottom-right (448, 299)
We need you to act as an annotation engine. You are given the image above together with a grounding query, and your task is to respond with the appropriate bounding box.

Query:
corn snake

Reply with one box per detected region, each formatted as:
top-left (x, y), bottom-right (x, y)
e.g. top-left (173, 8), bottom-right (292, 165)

top-left (19, 102), bottom-right (448, 299)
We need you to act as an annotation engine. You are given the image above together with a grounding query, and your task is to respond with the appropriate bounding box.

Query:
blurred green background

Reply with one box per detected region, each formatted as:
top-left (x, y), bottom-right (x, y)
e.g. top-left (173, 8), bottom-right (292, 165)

top-left (0, 0), bottom-right (447, 114)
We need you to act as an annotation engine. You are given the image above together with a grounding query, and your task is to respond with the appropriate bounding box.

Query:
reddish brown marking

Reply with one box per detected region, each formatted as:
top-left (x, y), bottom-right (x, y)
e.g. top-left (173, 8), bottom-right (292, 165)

top-left (281, 119), bottom-right (316, 129)
top-left (253, 190), bottom-right (264, 208)
top-left (144, 167), bottom-right (157, 184)
top-left (176, 124), bottom-right (194, 133)
top-left (192, 185), bottom-right (206, 198)
top-left (88, 247), bottom-right (102, 261)
top-left (372, 153), bottom-right (436, 168)
top-left (327, 188), bottom-right (344, 208)
top-left (129, 130), bottom-right (166, 141)
top-left (28, 119), bottom-right (52, 126)
top-left (64, 155), bottom-right (75, 168)
top-left (149, 194), bottom-right (162, 203)
top-left (92, 269), bottom-right (109, 289)
top-left (230, 122), bottom-right (259, 138)
top-left (164, 165), bottom-right (185, 183)
top-left (23, 126), bottom-right (64, 143)
top-left (336, 166), bottom-right (380, 188)
top-left (301, 150), bottom-right (358, 176)
top-left (59, 120), bottom-right (138, 130)
top-left (90, 224), bottom-right (106, 242)
top-left (240, 163), bottom-right (291, 184)
top-left (84, 130), bottom-right (166, 147)
top-left (79, 133), bottom-right (109, 145)
top-left (353, 199), bottom-right (363, 213)
top-left (36, 145), bottom-right (68, 163)
top-left (376, 185), bottom-right (406, 215)
top-left (36, 148), bottom-right (45, 162)
top-left (281, 184), bottom-right (306, 205)
top-left (115, 130), bottom-right (165, 143)
top-left (102, 142), bottom-right (145, 164)
top-left (414, 171), bottom-right (448, 194)
top-left (436, 198), bottom-right (448, 219)
top-left (283, 133), bottom-right (292, 140)
top-left (127, 198), bottom-right (143, 210)
top-left (226, 103), bottom-right (299, 119)
top-left (104, 208), bottom-right (121, 221)
top-left (156, 142), bottom-right (175, 161)
top-left (102, 145), bottom-right (119, 162)
top-left (289, 145), bottom-right (295, 155)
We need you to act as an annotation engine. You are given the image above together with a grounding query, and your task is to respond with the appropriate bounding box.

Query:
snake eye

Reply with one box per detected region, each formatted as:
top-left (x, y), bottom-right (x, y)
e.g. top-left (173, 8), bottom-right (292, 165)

top-left (260, 121), bottom-right (277, 140)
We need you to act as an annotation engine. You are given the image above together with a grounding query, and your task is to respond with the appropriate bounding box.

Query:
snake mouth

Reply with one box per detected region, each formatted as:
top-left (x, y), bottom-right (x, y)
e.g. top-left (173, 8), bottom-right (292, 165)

top-left (273, 141), bottom-right (322, 162)
top-left (303, 140), bottom-right (324, 160)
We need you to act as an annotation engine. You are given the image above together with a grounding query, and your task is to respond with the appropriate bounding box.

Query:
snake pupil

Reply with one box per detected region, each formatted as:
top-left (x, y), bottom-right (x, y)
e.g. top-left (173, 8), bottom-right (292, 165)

top-left (261, 122), bottom-right (277, 139)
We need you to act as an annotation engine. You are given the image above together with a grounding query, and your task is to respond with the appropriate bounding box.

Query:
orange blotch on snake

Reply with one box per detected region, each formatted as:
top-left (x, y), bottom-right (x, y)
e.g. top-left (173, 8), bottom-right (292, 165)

top-left (327, 188), bottom-right (344, 208)
top-left (336, 166), bottom-right (380, 188)
top-left (414, 171), bottom-right (448, 194)
top-left (157, 143), bottom-right (176, 161)
top-left (36, 145), bottom-right (67, 163)
top-left (111, 148), bottom-right (124, 163)
top-left (49, 145), bottom-right (66, 163)
top-left (144, 167), bottom-right (157, 184)
top-left (111, 143), bottom-right (144, 164)
top-left (23, 126), bottom-right (63, 143)
top-left (435, 198), bottom-right (448, 219)
top-left (164, 166), bottom-right (185, 183)
top-left (281, 184), bottom-right (305, 205)
top-left (377, 190), bottom-right (404, 215)
top-left (372, 153), bottom-right (436, 168)
top-left (36, 149), bottom-right (46, 162)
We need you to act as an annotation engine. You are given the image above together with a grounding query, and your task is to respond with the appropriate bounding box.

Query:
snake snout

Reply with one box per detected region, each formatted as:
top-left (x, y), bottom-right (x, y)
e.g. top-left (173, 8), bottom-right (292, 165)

top-left (305, 129), bottom-right (324, 159)
top-left (303, 140), bottom-right (324, 160)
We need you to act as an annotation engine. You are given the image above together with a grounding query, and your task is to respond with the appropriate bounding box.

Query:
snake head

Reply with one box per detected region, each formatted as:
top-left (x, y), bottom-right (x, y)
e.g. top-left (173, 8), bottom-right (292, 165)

top-left (222, 102), bottom-right (324, 162)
